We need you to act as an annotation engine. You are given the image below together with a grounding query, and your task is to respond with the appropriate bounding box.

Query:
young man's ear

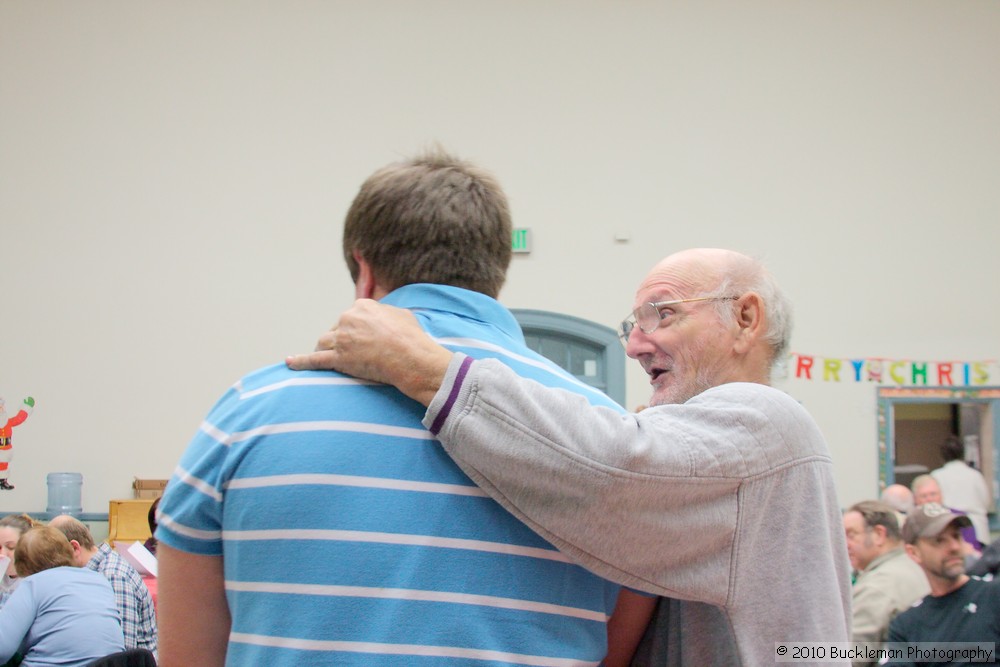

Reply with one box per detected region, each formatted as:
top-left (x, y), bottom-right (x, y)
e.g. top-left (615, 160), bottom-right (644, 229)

top-left (353, 250), bottom-right (376, 299)
top-left (904, 543), bottom-right (922, 565)
top-left (352, 251), bottom-right (391, 300)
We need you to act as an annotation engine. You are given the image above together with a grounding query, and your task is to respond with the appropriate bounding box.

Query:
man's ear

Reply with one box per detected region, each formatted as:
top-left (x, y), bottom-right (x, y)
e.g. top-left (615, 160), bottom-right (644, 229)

top-left (732, 292), bottom-right (764, 354)
top-left (871, 524), bottom-right (888, 546)
top-left (904, 543), bottom-right (921, 565)
top-left (353, 250), bottom-right (376, 299)
top-left (353, 251), bottom-right (393, 300)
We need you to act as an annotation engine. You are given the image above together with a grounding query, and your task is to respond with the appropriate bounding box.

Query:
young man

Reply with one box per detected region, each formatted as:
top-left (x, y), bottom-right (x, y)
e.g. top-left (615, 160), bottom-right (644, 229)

top-left (289, 247), bottom-right (853, 665)
top-left (156, 150), bottom-right (652, 666)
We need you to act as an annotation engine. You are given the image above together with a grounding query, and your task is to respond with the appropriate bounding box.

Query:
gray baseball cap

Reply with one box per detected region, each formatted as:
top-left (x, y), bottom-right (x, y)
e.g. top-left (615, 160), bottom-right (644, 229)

top-left (901, 502), bottom-right (972, 544)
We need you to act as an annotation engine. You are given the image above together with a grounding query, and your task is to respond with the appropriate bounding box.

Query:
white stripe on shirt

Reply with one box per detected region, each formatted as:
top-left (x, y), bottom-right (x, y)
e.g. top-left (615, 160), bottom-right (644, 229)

top-left (229, 632), bottom-right (600, 667)
top-left (225, 581), bottom-right (608, 622)
top-left (223, 528), bottom-right (572, 563)
top-left (225, 473), bottom-right (488, 497)
top-left (227, 421), bottom-right (434, 445)
top-left (240, 376), bottom-right (378, 400)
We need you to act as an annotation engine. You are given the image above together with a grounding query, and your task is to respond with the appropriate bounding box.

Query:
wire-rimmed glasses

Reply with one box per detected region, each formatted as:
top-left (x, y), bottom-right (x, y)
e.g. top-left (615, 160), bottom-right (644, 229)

top-left (618, 296), bottom-right (738, 347)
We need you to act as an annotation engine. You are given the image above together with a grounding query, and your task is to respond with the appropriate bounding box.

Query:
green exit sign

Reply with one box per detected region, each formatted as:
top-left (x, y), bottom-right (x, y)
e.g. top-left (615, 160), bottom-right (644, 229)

top-left (512, 228), bottom-right (531, 254)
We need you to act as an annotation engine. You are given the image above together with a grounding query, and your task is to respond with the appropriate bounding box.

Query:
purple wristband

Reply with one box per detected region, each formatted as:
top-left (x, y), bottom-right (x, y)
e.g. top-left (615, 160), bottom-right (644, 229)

top-left (428, 356), bottom-right (474, 435)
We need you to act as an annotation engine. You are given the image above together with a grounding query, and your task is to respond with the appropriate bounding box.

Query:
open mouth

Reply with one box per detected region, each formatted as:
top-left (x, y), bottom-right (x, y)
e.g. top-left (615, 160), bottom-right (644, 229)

top-left (644, 362), bottom-right (670, 382)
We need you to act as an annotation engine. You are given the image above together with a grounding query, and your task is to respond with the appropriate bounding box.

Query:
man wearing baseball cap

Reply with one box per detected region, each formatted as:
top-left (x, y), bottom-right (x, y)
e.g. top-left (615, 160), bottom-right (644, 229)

top-left (885, 502), bottom-right (1000, 658)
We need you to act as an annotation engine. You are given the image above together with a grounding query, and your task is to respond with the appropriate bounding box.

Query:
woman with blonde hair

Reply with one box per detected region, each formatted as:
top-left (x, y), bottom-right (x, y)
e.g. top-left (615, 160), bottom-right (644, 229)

top-left (0, 525), bottom-right (124, 667)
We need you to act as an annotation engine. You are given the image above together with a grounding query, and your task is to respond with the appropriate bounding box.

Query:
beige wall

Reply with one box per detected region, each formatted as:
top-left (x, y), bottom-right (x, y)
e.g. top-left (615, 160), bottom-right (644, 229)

top-left (2, 1), bottom-right (999, 514)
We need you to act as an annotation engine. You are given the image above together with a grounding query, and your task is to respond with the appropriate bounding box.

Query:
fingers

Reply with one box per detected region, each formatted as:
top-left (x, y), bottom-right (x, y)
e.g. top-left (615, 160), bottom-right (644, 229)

top-left (285, 298), bottom-right (422, 376)
top-left (285, 350), bottom-right (338, 371)
top-left (314, 330), bottom-right (337, 352)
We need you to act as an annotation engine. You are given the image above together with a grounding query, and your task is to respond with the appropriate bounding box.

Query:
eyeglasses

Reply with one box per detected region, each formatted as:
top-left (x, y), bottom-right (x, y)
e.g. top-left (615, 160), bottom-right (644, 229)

top-left (618, 296), bottom-right (738, 347)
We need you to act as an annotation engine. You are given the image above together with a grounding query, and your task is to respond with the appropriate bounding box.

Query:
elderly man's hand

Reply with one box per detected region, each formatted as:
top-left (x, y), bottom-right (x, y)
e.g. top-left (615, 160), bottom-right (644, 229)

top-left (285, 299), bottom-right (452, 406)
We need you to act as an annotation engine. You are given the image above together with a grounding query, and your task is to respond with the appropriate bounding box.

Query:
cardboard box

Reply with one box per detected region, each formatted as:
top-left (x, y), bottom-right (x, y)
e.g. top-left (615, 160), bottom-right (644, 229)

top-left (132, 478), bottom-right (169, 499)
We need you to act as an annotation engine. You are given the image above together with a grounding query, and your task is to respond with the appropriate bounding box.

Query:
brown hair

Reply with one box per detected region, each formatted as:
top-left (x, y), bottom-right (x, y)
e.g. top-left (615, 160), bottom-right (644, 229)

top-left (940, 435), bottom-right (965, 463)
top-left (342, 147), bottom-right (512, 298)
top-left (14, 525), bottom-right (74, 577)
top-left (848, 500), bottom-right (902, 542)
top-left (147, 496), bottom-right (161, 535)
top-left (0, 513), bottom-right (38, 535)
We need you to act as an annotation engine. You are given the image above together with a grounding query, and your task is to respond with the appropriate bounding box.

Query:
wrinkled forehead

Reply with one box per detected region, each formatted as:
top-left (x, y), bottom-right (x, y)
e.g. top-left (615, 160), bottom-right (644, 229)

top-left (633, 256), bottom-right (721, 306)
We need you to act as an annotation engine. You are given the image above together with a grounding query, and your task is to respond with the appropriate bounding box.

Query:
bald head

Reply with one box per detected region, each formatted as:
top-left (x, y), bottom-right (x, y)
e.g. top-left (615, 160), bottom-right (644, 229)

top-left (640, 248), bottom-right (792, 372)
top-left (624, 249), bottom-right (793, 406)
top-left (880, 484), bottom-right (915, 515)
top-left (49, 514), bottom-right (97, 567)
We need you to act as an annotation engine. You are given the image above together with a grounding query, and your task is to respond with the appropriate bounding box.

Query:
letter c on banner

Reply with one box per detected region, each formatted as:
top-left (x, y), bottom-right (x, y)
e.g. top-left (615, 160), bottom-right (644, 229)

top-left (889, 361), bottom-right (907, 384)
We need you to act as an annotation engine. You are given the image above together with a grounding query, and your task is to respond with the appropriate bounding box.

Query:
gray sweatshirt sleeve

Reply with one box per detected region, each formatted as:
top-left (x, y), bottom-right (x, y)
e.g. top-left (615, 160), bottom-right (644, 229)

top-left (425, 355), bottom-right (853, 664)
top-left (422, 354), bottom-right (769, 601)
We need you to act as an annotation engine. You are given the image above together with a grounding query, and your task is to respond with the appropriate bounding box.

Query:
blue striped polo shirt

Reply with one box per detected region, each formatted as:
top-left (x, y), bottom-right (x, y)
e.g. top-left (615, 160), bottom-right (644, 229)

top-left (156, 283), bottom-right (626, 666)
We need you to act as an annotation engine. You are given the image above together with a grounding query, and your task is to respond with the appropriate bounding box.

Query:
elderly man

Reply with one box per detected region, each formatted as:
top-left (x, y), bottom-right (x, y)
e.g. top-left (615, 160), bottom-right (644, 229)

top-left (843, 501), bottom-right (929, 665)
top-left (880, 484), bottom-right (915, 536)
top-left (49, 514), bottom-right (157, 655)
top-left (911, 474), bottom-right (943, 508)
top-left (911, 474), bottom-right (982, 553)
top-left (886, 503), bottom-right (1000, 663)
top-left (289, 247), bottom-right (852, 666)
top-left (880, 484), bottom-right (914, 516)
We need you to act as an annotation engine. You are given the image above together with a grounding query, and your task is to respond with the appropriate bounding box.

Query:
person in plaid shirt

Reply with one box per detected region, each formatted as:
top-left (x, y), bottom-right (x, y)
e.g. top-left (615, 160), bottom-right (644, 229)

top-left (50, 515), bottom-right (157, 656)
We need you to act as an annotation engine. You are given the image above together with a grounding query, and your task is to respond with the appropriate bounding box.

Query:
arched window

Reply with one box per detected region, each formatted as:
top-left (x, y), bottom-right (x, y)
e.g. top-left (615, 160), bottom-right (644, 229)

top-left (511, 309), bottom-right (626, 407)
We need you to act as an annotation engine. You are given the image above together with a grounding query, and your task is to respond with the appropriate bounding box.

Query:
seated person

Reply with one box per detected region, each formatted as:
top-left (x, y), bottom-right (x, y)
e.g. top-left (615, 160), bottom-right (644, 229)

top-left (886, 503), bottom-right (1000, 665)
top-left (879, 484), bottom-right (914, 528)
top-left (844, 501), bottom-right (929, 665)
top-left (50, 515), bottom-right (157, 654)
top-left (910, 474), bottom-right (982, 554)
top-left (0, 514), bottom-right (37, 610)
top-left (967, 533), bottom-right (1000, 578)
top-left (143, 496), bottom-right (160, 556)
top-left (0, 525), bottom-right (124, 667)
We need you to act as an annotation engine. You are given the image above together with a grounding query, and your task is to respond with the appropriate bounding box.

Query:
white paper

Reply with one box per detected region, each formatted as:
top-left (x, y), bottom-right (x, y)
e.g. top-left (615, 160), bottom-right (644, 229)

top-left (114, 541), bottom-right (157, 578)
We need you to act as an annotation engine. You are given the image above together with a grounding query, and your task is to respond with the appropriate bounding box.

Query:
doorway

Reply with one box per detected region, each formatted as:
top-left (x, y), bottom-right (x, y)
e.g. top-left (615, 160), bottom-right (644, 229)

top-left (878, 387), bottom-right (998, 534)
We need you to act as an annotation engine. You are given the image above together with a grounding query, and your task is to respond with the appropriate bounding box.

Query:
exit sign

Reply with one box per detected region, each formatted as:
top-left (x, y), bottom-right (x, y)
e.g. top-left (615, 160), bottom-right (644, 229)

top-left (512, 228), bottom-right (531, 254)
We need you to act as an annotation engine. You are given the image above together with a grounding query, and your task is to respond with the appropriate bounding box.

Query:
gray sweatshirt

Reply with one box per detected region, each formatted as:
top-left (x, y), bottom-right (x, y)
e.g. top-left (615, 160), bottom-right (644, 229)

top-left (425, 354), bottom-right (852, 666)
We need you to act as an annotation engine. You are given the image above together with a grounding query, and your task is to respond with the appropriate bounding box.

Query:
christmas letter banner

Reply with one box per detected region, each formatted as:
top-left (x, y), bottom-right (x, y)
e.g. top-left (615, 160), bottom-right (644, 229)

top-left (789, 354), bottom-right (997, 386)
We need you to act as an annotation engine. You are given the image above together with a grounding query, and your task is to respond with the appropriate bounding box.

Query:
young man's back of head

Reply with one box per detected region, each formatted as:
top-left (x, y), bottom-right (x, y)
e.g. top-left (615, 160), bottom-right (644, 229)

top-left (343, 149), bottom-right (512, 297)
